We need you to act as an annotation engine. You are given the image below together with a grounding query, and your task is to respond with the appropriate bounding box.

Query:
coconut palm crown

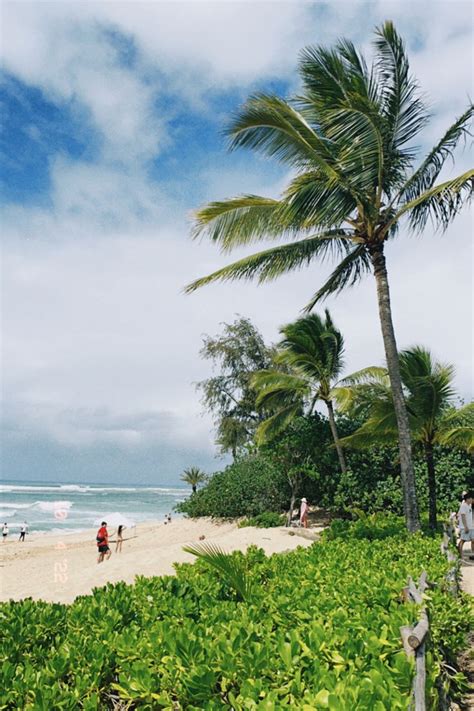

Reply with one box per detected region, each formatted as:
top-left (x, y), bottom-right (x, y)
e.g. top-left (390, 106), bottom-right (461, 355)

top-left (338, 346), bottom-right (474, 528)
top-left (252, 310), bottom-right (384, 475)
top-left (181, 467), bottom-right (207, 494)
top-left (186, 22), bottom-right (473, 531)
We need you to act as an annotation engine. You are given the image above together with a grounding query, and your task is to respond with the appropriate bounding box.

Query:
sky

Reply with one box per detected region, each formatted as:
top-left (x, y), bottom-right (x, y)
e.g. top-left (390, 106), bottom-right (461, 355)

top-left (1, 0), bottom-right (473, 485)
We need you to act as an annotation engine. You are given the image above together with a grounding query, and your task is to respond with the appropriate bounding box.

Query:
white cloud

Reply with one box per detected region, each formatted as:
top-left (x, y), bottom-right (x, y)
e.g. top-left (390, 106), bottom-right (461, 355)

top-left (1, 1), bottom-right (472, 482)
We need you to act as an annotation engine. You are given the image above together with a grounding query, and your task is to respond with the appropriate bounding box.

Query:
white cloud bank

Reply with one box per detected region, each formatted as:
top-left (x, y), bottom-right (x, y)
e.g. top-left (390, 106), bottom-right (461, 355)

top-left (1, 0), bottom-right (472, 482)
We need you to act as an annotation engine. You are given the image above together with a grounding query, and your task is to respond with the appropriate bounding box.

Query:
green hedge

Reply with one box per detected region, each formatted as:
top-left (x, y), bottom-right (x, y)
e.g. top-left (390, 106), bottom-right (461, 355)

top-left (1, 522), bottom-right (471, 709)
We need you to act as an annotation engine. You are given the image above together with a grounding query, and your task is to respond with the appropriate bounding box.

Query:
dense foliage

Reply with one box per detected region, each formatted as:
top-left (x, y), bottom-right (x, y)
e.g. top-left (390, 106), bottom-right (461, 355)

top-left (1, 521), bottom-right (470, 709)
top-left (179, 413), bottom-right (472, 520)
top-left (176, 454), bottom-right (290, 519)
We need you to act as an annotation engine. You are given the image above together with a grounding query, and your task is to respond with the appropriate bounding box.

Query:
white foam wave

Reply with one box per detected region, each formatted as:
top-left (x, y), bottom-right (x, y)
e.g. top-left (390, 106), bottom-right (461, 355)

top-left (0, 510), bottom-right (17, 518)
top-left (58, 484), bottom-right (89, 492)
top-left (0, 484), bottom-right (186, 494)
top-left (0, 502), bottom-right (32, 509)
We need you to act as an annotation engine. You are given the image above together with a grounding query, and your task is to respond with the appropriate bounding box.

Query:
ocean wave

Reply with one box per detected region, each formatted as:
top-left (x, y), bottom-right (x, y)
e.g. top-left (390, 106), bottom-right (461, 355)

top-left (58, 484), bottom-right (89, 493)
top-left (0, 502), bottom-right (33, 509)
top-left (0, 484), bottom-right (186, 494)
top-left (0, 510), bottom-right (17, 518)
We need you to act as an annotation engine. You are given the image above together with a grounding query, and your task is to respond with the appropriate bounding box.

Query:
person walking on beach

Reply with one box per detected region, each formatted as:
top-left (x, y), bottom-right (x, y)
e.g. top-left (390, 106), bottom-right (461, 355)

top-left (115, 525), bottom-right (124, 553)
top-left (458, 491), bottom-right (474, 559)
top-left (2, 523), bottom-right (8, 541)
top-left (96, 521), bottom-right (112, 563)
top-left (299, 498), bottom-right (309, 528)
top-left (19, 521), bottom-right (28, 542)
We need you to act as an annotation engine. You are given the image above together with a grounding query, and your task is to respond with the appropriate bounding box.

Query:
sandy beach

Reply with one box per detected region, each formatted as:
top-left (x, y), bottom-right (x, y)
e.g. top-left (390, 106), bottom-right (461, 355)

top-left (0, 518), bottom-right (318, 604)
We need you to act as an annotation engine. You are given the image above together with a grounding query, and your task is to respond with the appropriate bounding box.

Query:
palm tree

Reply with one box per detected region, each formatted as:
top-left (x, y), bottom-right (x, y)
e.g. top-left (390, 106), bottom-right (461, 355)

top-left (186, 22), bottom-right (473, 531)
top-left (181, 466), bottom-right (207, 494)
top-left (252, 310), bottom-right (383, 475)
top-left (339, 346), bottom-right (474, 529)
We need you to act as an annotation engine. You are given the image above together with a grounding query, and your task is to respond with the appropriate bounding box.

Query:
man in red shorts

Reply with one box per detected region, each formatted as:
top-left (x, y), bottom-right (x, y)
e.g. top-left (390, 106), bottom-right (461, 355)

top-left (96, 521), bottom-right (112, 563)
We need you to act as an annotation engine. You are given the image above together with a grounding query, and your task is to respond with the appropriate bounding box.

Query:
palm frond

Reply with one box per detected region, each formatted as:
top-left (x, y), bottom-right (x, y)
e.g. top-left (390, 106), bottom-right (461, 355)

top-left (338, 412), bottom-right (398, 449)
top-left (255, 404), bottom-right (301, 445)
top-left (282, 171), bottom-right (357, 229)
top-left (227, 93), bottom-right (336, 171)
top-left (395, 168), bottom-right (474, 232)
top-left (332, 366), bottom-right (389, 411)
top-left (304, 245), bottom-right (371, 310)
top-left (438, 427), bottom-right (474, 453)
top-left (373, 21), bottom-right (428, 149)
top-left (337, 366), bottom-right (389, 386)
top-left (399, 347), bottom-right (456, 425)
top-left (184, 231), bottom-right (352, 293)
top-left (298, 42), bottom-right (384, 196)
top-left (399, 105), bottom-right (474, 204)
top-left (437, 402), bottom-right (474, 452)
top-left (192, 195), bottom-right (294, 252)
top-left (182, 543), bottom-right (254, 601)
top-left (277, 311), bottom-right (345, 388)
top-left (251, 370), bottom-right (309, 410)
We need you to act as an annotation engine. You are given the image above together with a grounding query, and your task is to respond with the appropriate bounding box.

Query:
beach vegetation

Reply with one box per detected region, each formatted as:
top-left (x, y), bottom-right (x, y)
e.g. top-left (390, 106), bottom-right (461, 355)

top-left (251, 310), bottom-right (383, 476)
top-left (178, 410), bottom-right (472, 521)
top-left (238, 512), bottom-right (285, 528)
top-left (187, 21), bottom-right (473, 532)
top-left (1, 518), bottom-right (471, 708)
top-left (338, 346), bottom-right (474, 529)
top-left (176, 453), bottom-right (290, 519)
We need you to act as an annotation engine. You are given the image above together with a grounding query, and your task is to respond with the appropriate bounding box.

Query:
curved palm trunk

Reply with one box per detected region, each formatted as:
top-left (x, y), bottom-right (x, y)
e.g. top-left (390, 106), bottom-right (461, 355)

top-left (424, 441), bottom-right (437, 530)
top-left (325, 399), bottom-right (347, 474)
top-left (370, 245), bottom-right (420, 532)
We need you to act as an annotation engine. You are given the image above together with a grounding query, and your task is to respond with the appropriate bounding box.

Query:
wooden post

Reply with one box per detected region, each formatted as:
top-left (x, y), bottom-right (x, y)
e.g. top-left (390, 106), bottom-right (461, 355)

top-left (414, 641), bottom-right (427, 711)
top-left (400, 571), bottom-right (429, 711)
top-left (408, 610), bottom-right (429, 649)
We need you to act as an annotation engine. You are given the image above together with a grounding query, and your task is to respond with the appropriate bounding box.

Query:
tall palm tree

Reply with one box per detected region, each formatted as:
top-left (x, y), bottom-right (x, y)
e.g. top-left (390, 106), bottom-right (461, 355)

top-left (339, 347), bottom-right (474, 529)
top-left (252, 310), bottom-right (383, 475)
top-left (186, 22), bottom-right (473, 531)
top-left (181, 466), bottom-right (207, 494)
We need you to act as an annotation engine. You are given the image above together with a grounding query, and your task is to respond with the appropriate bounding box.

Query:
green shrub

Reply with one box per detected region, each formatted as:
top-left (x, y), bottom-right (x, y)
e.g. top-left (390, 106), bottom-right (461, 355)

top-left (176, 453), bottom-right (290, 518)
top-left (238, 511), bottom-right (285, 528)
top-left (1, 530), bottom-right (471, 709)
top-left (331, 447), bottom-right (472, 517)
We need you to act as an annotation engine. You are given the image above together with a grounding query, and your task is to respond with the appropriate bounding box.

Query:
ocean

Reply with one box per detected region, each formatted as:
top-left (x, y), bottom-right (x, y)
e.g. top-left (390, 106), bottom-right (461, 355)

top-left (0, 480), bottom-right (189, 535)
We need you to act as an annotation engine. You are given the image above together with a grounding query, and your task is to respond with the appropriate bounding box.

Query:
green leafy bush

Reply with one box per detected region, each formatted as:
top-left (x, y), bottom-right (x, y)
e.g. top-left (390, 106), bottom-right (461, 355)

top-left (1, 527), bottom-right (470, 710)
top-left (176, 453), bottom-right (290, 518)
top-left (238, 512), bottom-right (285, 528)
top-left (324, 512), bottom-right (408, 541)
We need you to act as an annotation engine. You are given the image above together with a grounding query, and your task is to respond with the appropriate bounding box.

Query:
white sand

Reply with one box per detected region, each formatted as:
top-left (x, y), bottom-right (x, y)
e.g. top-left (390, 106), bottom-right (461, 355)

top-left (0, 518), bottom-right (318, 604)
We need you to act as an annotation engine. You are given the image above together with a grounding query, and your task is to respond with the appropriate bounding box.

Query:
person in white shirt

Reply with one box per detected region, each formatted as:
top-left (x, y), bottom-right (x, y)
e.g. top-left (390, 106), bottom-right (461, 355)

top-left (457, 491), bottom-right (474, 559)
top-left (19, 521), bottom-right (29, 542)
top-left (2, 523), bottom-right (8, 541)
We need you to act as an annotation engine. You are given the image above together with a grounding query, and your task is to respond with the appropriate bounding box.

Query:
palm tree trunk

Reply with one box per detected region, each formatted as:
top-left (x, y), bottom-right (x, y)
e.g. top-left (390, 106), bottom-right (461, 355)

top-left (424, 441), bottom-right (437, 530)
top-left (370, 244), bottom-right (420, 532)
top-left (192, 484), bottom-right (197, 494)
top-left (326, 399), bottom-right (347, 474)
